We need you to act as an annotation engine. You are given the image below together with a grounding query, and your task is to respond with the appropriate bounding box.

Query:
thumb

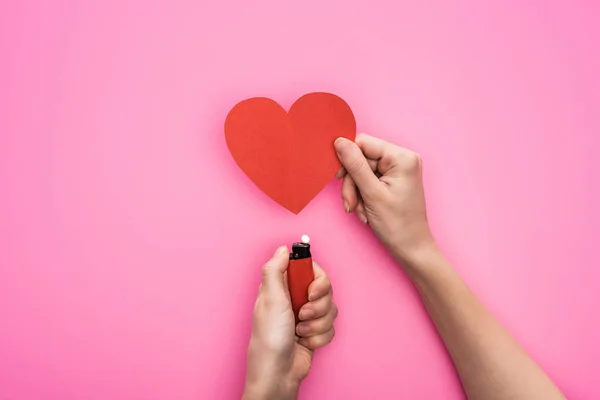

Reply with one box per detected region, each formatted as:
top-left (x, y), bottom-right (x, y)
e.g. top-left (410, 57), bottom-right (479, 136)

top-left (334, 137), bottom-right (379, 196)
top-left (261, 246), bottom-right (289, 290)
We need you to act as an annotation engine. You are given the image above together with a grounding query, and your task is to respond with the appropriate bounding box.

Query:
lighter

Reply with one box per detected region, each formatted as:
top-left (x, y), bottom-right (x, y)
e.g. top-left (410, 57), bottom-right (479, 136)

top-left (288, 235), bottom-right (315, 325)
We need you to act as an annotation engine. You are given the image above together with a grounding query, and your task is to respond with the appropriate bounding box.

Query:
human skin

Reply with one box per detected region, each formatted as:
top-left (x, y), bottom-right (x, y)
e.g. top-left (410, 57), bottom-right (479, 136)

top-left (242, 133), bottom-right (565, 400)
top-left (242, 247), bottom-right (337, 400)
top-left (333, 134), bottom-right (565, 400)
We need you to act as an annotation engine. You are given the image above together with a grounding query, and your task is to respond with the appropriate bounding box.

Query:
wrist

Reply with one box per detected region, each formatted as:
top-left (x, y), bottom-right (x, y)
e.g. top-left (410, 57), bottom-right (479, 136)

top-left (242, 377), bottom-right (299, 400)
top-left (391, 236), bottom-right (440, 275)
top-left (244, 340), bottom-right (300, 400)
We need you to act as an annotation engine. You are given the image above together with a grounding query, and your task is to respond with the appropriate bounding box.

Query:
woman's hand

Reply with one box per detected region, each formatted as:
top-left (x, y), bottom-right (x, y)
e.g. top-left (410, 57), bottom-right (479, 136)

top-left (334, 134), bottom-right (566, 400)
top-left (335, 134), bottom-right (434, 265)
top-left (243, 246), bottom-right (337, 400)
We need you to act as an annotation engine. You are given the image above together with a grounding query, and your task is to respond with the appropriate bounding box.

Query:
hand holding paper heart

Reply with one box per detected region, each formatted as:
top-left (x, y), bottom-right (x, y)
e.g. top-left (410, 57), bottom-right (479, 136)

top-left (224, 92), bottom-right (356, 214)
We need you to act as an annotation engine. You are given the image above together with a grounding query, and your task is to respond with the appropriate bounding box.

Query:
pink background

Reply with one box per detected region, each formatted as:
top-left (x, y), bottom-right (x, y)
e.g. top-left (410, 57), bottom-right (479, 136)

top-left (1, 0), bottom-right (599, 399)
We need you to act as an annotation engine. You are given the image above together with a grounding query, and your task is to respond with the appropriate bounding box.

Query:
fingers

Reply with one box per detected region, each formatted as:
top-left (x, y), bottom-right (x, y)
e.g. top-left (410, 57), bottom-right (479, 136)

top-left (299, 290), bottom-right (332, 320)
top-left (354, 133), bottom-right (390, 159)
top-left (307, 262), bottom-right (331, 302)
top-left (339, 153), bottom-right (375, 219)
top-left (297, 262), bottom-right (338, 350)
top-left (296, 303), bottom-right (338, 340)
top-left (340, 172), bottom-right (369, 223)
top-left (356, 133), bottom-right (419, 176)
top-left (355, 199), bottom-right (368, 224)
top-left (334, 138), bottom-right (380, 196)
top-left (341, 174), bottom-right (358, 213)
top-left (261, 246), bottom-right (289, 290)
top-left (339, 133), bottom-right (419, 176)
top-left (342, 177), bottom-right (368, 223)
top-left (299, 326), bottom-right (335, 350)
top-left (335, 158), bottom-right (378, 180)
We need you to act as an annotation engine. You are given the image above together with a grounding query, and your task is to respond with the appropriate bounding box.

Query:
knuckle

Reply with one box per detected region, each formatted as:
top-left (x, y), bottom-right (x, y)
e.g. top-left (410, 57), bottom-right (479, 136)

top-left (306, 327), bottom-right (335, 349)
top-left (306, 336), bottom-right (319, 349)
top-left (321, 328), bottom-right (335, 347)
top-left (360, 183), bottom-right (382, 202)
top-left (406, 152), bottom-right (422, 170)
top-left (346, 155), bottom-right (366, 173)
top-left (355, 133), bottom-right (370, 146)
top-left (258, 293), bottom-right (274, 309)
top-left (312, 317), bottom-right (324, 330)
top-left (322, 276), bottom-right (332, 291)
top-left (321, 295), bottom-right (334, 314)
top-left (261, 263), bottom-right (275, 276)
top-left (390, 147), bottom-right (405, 161)
top-left (304, 322), bottom-right (318, 336)
top-left (310, 336), bottom-right (325, 349)
top-left (368, 185), bottom-right (387, 202)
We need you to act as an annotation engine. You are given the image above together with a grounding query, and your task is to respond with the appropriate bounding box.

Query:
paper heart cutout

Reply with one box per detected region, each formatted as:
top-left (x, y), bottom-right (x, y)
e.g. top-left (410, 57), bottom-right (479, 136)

top-left (225, 92), bottom-right (356, 214)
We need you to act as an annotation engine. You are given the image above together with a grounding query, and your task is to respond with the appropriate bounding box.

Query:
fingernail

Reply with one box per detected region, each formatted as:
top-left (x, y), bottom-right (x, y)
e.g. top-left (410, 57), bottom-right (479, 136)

top-left (297, 324), bottom-right (311, 336)
top-left (359, 215), bottom-right (368, 224)
top-left (308, 291), bottom-right (318, 301)
top-left (299, 309), bottom-right (314, 320)
top-left (343, 200), bottom-right (349, 213)
top-left (334, 137), bottom-right (348, 156)
top-left (275, 246), bottom-right (288, 256)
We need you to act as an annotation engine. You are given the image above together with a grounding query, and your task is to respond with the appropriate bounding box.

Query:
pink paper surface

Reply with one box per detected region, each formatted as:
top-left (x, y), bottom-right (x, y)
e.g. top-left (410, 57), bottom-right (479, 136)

top-left (1, 1), bottom-right (599, 399)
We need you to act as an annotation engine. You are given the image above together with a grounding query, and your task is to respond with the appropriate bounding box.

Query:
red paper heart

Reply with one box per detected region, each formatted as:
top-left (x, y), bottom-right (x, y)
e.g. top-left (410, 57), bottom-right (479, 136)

top-left (225, 92), bottom-right (356, 214)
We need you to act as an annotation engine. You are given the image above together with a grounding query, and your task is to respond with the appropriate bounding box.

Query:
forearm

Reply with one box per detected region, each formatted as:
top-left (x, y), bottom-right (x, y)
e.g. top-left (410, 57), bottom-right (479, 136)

top-left (400, 244), bottom-right (564, 400)
top-left (243, 340), bottom-right (300, 400)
